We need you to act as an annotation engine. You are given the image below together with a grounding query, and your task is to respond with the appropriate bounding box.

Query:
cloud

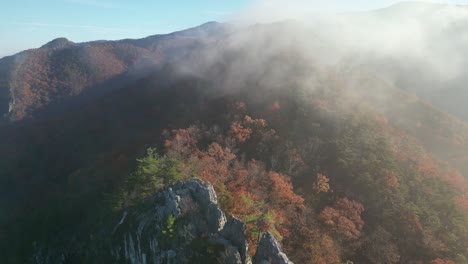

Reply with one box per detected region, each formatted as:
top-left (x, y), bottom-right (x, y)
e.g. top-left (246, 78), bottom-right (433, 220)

top-left (229, 0), bottom-right (468, 82)
top-left (173, 0), bottom-right (468, 124)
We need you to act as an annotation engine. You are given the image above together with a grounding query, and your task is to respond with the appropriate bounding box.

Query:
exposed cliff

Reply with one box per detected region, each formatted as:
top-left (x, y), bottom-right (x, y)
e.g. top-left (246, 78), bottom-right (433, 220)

top-left (32, 178), bottom-right (291, 264)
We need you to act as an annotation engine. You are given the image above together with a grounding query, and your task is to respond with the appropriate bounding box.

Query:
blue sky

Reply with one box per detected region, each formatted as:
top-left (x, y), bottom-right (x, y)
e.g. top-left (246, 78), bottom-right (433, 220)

top-left (0, 0), bottom-right (250, 57)
top-left (0, 0), bottom-right (466, 58)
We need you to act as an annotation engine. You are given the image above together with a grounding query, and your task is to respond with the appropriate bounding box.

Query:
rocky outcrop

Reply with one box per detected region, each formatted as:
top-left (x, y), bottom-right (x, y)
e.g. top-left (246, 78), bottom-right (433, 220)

top-left (109, 178), bottom-right (225, 263)
top-left (108, 178), bottom-right (291, 264)
top-left (31, 178), bottom-right (291, 263)
top-left (252, 232), bottom-right (293, 264)
top-left (220, 217), bottom-right (250, 264)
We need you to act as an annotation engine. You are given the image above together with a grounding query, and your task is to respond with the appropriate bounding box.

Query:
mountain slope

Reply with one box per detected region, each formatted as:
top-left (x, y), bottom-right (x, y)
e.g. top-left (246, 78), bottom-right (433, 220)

top-left (0, 22), bottom-right (227, 121)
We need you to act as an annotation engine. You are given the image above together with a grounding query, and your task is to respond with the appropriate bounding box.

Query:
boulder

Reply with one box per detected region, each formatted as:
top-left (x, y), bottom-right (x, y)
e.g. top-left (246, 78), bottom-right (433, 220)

top-left (253, 232), bottom-right (293, 264)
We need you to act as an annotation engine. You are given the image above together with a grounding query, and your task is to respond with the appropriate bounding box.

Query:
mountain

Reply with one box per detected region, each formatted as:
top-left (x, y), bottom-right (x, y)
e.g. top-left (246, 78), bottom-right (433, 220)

top-left (40, 38), bottom-right (75, 50)
top-left (1, 4), bottom-right (468, 264)
top-left (0, 22), bottom-right (227, 121)
top-left (4, 2), bottom-right (468, 124)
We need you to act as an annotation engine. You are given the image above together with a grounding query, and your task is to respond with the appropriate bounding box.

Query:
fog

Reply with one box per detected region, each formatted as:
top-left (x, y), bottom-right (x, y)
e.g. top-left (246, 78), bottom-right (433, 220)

top-left (178, 0), bottom-right (468, 121)
top-left (235, 0), bottom-right (468, 81)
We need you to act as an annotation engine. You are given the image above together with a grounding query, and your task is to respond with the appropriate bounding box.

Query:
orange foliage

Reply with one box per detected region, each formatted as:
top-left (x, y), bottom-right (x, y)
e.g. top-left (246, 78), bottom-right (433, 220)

top-left (430, 258), bottom-right (455, 264)
top-left (244, 115), bottom-right (267, 129)
top-left (314, 174), bottom-right (331, 193)
top-left (229, 122), bottom-right (252, 143)
top-left (268, 172), bottom-right (305, 210)
top-left (195, 143), bottom-right (236, 186)
top-left (164, 127), bottom-right (200, 159)
top-left (319, 198), bottom-right (365, 240)
top-left (164, 125), bottom-right (306, 249)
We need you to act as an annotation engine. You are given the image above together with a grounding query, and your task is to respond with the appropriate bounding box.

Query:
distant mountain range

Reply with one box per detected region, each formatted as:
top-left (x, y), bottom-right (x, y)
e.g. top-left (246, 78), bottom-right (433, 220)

top-left (0, 21), bottom-right (227, 121)
top-left (2, 2), bottom-right (468, 123)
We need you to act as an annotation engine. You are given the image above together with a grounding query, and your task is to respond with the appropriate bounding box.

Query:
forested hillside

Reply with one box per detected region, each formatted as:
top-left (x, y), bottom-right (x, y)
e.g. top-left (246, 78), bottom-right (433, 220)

top-left (1, 58), bottom-right (467, 263)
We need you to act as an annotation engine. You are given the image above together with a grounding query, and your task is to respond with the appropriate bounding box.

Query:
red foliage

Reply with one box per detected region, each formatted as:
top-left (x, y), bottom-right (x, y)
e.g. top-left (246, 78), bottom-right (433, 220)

top-left (229, 122), bottom-right (252, 143)
top-left (195, 143), bottom-right (236, 186)
top-left (164, 123), bottom-right (306, 251)
top-left (268, 172), bottom-right (305, 211)
top-left (164, 127), bottom-right (200, 159)
top-left (430, 258), bottom-right (455, 264)
top-left (319, 198), bottom-right (365, 240)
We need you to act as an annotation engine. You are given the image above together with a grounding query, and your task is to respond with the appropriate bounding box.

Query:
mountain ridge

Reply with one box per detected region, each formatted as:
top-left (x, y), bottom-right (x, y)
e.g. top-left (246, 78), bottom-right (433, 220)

top-left (0, 21), bottom-right (228, 121)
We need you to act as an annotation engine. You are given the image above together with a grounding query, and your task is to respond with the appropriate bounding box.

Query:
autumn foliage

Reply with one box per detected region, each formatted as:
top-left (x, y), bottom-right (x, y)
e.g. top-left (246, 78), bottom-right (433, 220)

top-left (430, 258), bottom-right (456, 264)
top-left (164, 118), bottom-right (305, 252)
top-left (319, 198), bottom-right (365, 240)
top-left (3, 61), bottom-right (468, 264)
top-left (157, 98), bottom-right (468, 263)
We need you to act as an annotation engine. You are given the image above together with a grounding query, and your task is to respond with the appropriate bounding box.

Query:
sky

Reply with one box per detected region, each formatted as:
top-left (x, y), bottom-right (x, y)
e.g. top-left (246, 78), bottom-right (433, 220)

top-left (0, 0), bottom-right (467, 58)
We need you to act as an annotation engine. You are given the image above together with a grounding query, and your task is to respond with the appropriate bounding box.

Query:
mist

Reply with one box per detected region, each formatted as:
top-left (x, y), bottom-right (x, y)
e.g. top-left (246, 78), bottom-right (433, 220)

top-left (176, 0), bottom-right (468, 121)
top-left (234, 0), bottom-right (468, 81)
